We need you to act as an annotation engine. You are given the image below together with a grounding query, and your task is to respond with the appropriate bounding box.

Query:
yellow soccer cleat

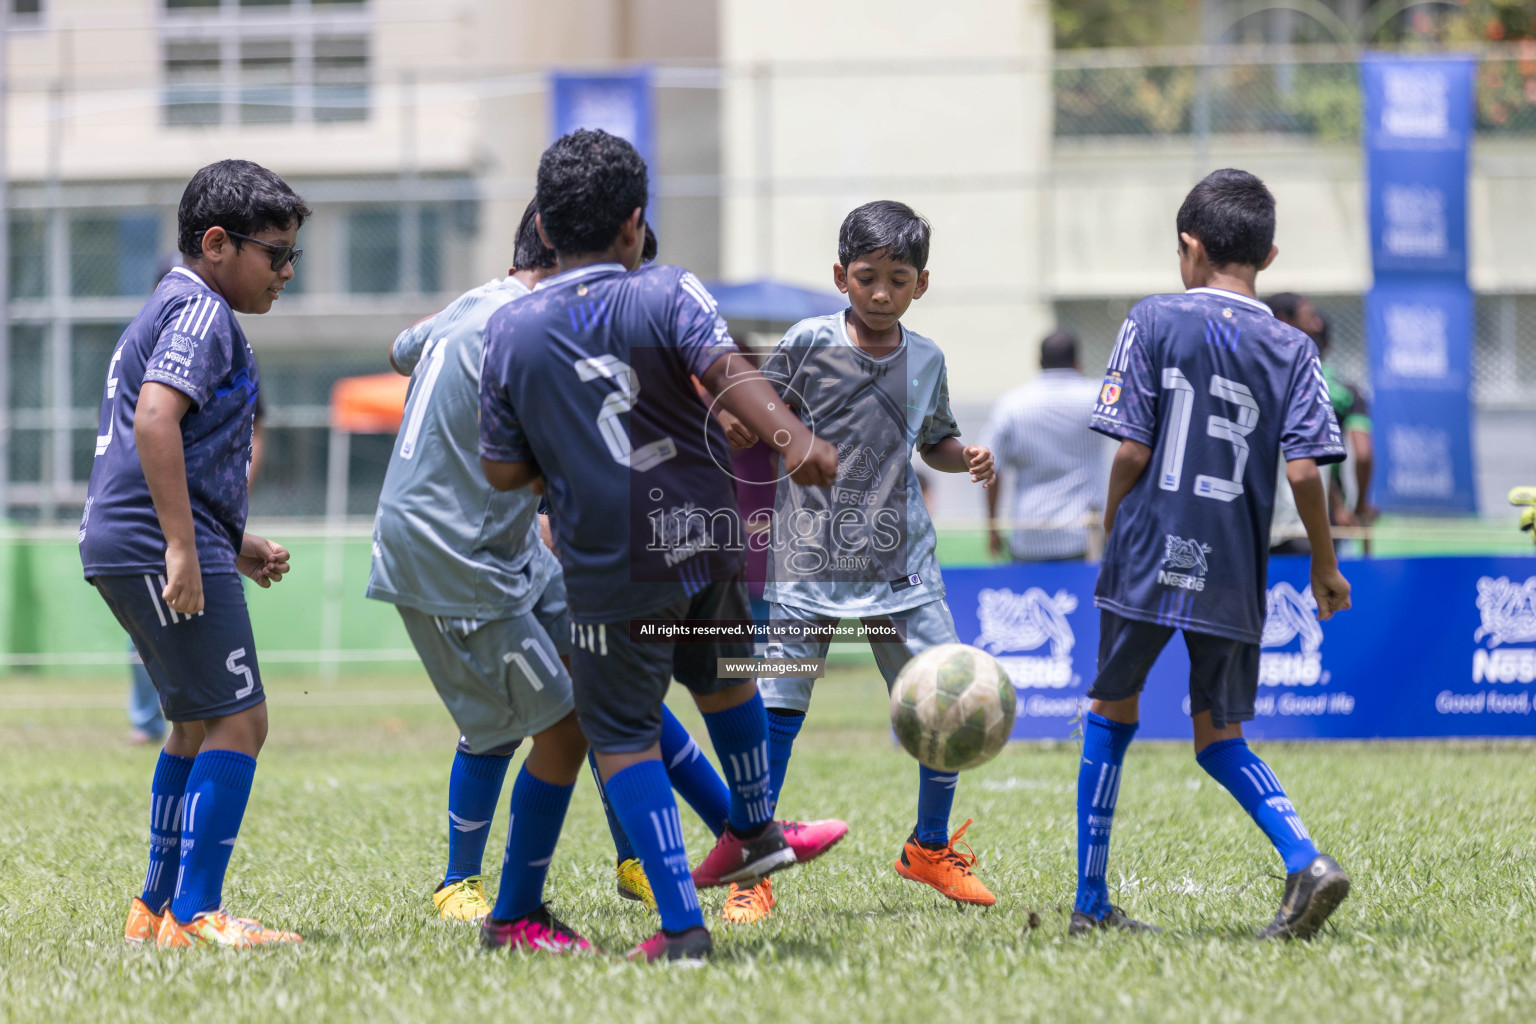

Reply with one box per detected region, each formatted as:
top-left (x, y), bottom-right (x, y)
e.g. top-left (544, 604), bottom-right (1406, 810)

top-left (1511, 487), bottom-right (1536, 545)
top-left (155, 909), bottom-right (302, 949)
top-left (124, 897), bottom-right (163, 945)
top-left (721, 877), bottom-right (774, 924)
top-left (433, 876), bottom-right (492, 922)
top-left (616, 857), bottom-right (657, 911)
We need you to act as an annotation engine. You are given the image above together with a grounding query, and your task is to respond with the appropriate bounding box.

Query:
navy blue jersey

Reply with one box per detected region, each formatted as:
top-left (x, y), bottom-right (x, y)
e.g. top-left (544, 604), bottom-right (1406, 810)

top-left (478, 262), bottom-right (742, 623)
top-left (80, 267), bottom-right (260, 577)
top-left (1090, 287), bottom-right (1344, 643)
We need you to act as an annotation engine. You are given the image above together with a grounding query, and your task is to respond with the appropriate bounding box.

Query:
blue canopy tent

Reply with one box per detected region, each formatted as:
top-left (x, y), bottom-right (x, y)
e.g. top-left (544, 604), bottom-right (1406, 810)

top-left (702, 279), bottom-right (844, 325)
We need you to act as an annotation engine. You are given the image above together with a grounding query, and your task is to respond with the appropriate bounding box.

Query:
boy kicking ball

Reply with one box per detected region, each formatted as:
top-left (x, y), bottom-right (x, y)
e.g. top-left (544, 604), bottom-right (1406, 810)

top-left (83, 160), bottom-right (309, 948)
top-left (1073, 168), bottom-right (1352, 940)
top-left (742, 201), bottom-right (997, 924)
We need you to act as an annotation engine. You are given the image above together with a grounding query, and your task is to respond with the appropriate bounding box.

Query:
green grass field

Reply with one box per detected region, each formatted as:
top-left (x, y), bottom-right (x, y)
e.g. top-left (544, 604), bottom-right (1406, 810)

top-left (3, 665), bottom-right (1535, 1024)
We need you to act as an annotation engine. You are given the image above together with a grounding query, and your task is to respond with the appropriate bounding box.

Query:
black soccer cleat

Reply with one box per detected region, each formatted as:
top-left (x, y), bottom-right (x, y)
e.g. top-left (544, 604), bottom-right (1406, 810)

top-left (1068, 905), bottom-right (1163, 937)
top-left (1258, 853), bottom-right (1350, 941)
top-left (628, 925), bottom-right (714, 965)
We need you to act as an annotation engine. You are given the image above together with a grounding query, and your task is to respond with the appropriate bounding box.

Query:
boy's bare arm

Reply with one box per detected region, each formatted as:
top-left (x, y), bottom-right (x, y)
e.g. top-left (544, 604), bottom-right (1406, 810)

top-left (699, 353), bottom-right (836, 486)
top-left (1102, 439), bottom-right (1152, 537)
top-left (135, 382), bottom-right (202, 615)
top-left (1286, 458), bottom-right (1351, 620)
top-left (481, 457), bottom-right (543, 492)
top-left (920, 436), bottom-right (995, 486)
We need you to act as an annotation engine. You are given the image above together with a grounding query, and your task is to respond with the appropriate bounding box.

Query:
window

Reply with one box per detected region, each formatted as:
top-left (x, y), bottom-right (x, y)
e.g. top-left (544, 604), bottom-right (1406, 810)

top-left (9, 214), bottom-right (47, 300)
top-left (346, 206), bottom-right (446, 295)
top-left (165, 40), bottom-right (221, 126)
top-left (240, 38), bottom-right (294, 124)
top-left (161, 0), bottom-right (371, 126)
top-left (315, 35), bottom-right (369, 123)
top-left (347, 208), bottom-right (399, 294)
top-left (11, 0), bottom-right (43, 19)
top-left (69, 213), bottom-right (161, 298)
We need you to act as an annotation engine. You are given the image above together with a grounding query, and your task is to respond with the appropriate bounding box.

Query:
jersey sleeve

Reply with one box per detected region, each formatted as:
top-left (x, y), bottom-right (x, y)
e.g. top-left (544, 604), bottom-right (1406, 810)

top-left (143, 293), bottom-right (234, 409)
top-left (392, 315), bottom-right (437, 375)
top-left (670, 272), bottom-right (739, 379)
top-left (476, 309), bottom-right (532, 464)
top-left (1281, 347), bottom-right (1347, 466)
top-left (919, 361), bottom-right (961, 447)
top-left (1089, 314), bottom-right (1156, 446)
top-left (757, 324), bottom-right (813, 406)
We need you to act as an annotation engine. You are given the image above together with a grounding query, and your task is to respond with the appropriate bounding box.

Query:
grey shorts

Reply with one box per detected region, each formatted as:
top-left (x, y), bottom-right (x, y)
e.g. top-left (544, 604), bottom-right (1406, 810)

top-left (756, 598), bottom-right (960, 713)
top-left (1087, 610), bottom-right (1260, 730)
top-left (397, 576), bottom-right (574, 755)
top-left (569, 579), bottom-right (752, 754)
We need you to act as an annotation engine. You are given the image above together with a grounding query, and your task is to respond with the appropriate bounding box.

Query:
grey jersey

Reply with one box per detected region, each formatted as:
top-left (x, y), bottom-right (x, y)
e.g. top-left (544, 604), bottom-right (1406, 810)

top-left (366, 277), bottom-right (556, 619)
top-left (760, 312), bottom-right (960, 617)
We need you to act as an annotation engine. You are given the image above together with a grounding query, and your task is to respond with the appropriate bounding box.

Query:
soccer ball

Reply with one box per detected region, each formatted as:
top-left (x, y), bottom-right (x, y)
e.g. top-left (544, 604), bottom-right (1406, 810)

top-left (889, 643), bottom-right (1018, 772)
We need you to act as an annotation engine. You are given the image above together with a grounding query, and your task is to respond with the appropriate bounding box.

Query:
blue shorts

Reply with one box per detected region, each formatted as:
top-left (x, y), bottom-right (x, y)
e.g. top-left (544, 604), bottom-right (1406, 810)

top-left (92, 572), bottom-right (265, 723)
top-left (569, 579), bottom-right (752, 754)
top-left (756, 598), bottom-right (960, 713)
top-left (1088, 610), bottom-right (1259, 730)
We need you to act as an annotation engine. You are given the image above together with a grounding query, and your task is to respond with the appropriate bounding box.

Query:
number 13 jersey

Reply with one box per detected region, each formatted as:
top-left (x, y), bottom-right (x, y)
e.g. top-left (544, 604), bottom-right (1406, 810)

top-left (1089, 287), bottom-right (1345, 643)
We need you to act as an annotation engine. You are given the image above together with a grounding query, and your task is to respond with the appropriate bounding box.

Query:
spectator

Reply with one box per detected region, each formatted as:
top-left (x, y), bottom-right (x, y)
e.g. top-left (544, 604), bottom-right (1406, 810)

top-left (1267, 294), bottom-right (1374, 551)
top-left (984, 330), bottom-right (1112, 561)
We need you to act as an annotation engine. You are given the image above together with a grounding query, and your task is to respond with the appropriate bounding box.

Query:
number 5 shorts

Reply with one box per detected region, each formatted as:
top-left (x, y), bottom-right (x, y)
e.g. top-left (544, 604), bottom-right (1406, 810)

top-left (395, 574), bottom-right (575, 755)
top-left (92, 572), bottom-right (266, 723)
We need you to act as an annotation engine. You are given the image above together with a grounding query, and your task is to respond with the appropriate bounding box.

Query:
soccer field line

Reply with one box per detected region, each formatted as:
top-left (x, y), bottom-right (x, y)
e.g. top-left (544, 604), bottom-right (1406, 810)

top-left (0, 648), bottom-right (423, 668)
top-left (0, 689), bottom-right (442, 711)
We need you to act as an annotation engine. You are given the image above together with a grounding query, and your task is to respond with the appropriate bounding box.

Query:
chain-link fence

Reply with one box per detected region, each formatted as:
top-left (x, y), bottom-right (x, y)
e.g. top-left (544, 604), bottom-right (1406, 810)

top-left (1055, 43), bottom-right (1536, 140)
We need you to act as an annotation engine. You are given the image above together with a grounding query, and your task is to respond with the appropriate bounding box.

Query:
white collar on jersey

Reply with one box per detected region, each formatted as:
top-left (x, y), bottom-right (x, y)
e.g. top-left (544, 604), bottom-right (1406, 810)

top-left (1184, 286), bottom-right (1273, 315)
top-left (168, 265), bottom-right (212, 290)
top-left (533, 262), bottom-right (627, 291)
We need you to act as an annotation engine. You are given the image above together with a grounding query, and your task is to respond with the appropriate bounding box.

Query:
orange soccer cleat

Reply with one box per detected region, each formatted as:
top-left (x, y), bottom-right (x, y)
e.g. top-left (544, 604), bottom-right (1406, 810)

top-left (155, 909), bottom-right (303, 949)
top-left (124, 897), bottom-right (163, 944)
top-left (893, 818), bottom-right (997, 907)
top-left (720, 877), bottom-right (775, 924)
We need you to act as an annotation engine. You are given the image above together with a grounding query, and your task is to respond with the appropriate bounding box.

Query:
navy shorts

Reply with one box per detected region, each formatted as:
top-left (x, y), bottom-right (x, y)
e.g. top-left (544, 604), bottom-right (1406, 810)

top-left (569, 578), bottom-right (752, 753)
top-left (92, 572), bottom-right (265, 723)
top-left (1088, 610), bottom-right (1259, 730)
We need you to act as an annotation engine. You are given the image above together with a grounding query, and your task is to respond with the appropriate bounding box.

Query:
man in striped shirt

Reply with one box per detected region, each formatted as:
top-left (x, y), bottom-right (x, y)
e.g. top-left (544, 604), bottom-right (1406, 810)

top-left (984, 330), bottom-right (1112, 561)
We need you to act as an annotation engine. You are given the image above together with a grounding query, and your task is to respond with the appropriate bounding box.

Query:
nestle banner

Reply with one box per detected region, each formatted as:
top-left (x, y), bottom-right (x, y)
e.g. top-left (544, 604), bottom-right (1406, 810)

top-left (549, 69), bottom-right (655, 171)
top-left (944, 556), bottom-right (1536, 741)
top-left (1361, 54), bottom-right (1478, 513)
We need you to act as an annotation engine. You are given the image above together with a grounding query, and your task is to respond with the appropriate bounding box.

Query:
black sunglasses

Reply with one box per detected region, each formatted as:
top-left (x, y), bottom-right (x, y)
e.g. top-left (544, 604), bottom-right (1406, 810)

top-left (223, 229), bottom-right (303, 271)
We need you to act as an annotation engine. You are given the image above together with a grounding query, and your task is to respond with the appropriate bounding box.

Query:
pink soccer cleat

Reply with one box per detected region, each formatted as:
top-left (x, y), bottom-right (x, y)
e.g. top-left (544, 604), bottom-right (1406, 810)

top-left (779, 818), bottom-right (848, 864)
top-left (627, 926), bottom-right (713, 964)
top-left (691, 821), bottom-right (796, 889)
top-left (478, 905), bottom-right (591, 954)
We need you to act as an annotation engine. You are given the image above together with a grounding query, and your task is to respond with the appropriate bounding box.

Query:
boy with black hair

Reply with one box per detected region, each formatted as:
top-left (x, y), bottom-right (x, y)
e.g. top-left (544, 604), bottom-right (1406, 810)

top-left (369, 202), bottom-right (734, 942)
top-left (83, 159), bottom-right (308, 948)
top-left (478, 129), bottom-right (843, 963)
top-left (1075, 168), bottom-right (1352, 939)
top-left (742, 200), bottom-right (997, 924)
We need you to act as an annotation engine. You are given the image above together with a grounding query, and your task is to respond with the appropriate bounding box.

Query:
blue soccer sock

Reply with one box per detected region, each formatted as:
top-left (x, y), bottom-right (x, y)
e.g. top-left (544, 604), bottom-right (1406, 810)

top-left (169, 749), bottom-right (256, 922)
top-left (589, 750), bottom-right (636, 863)
top-left (915, 765), bottom-right (960, 846)
top-left (490, 767), bottom-right (574, 922)
top-left (444, 749), bottom-right (512, 884)
top-left (1075, 712), bottom-right (1138, 918)
top-left (700, 691), bottom-right (773, 834)
top-left (660, 705), bottom-right (730, 837)
top-left (605, 760), bottom-right (704, 933)
top-left (766, 708), bottom-right (805, 815)
top-left (140, 751), bottom-right (193, 912)
top-left (1196, 738), bottom-right (1321, 873)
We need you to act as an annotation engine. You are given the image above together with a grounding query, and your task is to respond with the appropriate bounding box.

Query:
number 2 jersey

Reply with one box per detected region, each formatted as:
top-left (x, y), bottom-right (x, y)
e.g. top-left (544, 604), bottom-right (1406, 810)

top-left (478, 262), bottom-right (743, 624)
top-left (1090, 287), bottom-right (1345, 643)
top-left (80, 267), bottom-right (260, 578)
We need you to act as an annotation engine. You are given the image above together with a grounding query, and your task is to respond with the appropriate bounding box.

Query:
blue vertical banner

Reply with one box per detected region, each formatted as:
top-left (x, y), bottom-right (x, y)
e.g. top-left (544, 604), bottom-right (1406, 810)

top-left (1361, 54), bottom-right (1478, 513)
top-left (549, 69), bottom-right (655, 172)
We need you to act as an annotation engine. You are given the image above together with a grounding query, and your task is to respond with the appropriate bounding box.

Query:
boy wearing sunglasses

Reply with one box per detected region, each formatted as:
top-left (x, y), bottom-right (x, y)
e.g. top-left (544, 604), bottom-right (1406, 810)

top-left (81, 159), bottom-right (310, 948)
